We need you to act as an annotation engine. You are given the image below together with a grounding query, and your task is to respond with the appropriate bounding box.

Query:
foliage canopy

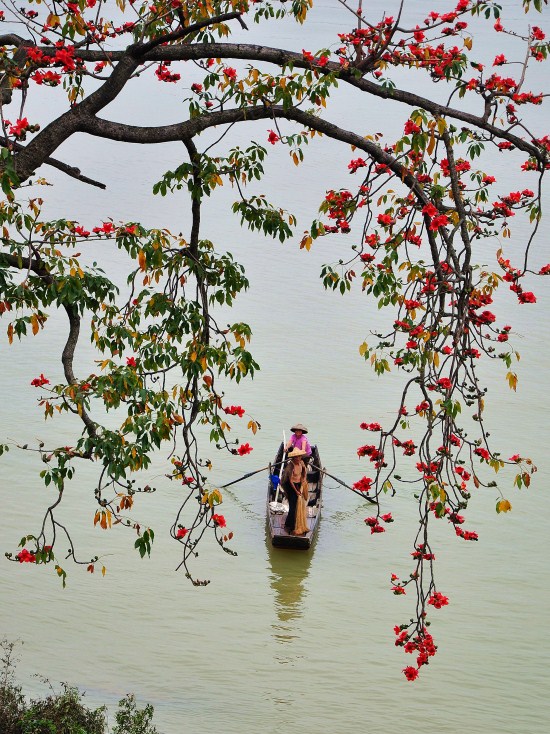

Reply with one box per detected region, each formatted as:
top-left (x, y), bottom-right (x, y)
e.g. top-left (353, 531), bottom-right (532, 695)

top-left (0, 0), bottom-right (548, 679)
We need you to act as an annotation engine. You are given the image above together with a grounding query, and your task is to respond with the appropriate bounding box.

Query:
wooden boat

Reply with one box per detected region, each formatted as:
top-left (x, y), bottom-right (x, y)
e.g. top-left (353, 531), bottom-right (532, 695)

top-left (267, 442), bottom-right (323, 549)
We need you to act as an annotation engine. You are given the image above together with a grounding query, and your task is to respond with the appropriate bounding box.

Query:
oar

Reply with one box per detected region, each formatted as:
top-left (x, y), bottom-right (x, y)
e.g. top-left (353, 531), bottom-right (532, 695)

top-left (310, 464), bottom-right (377, 505)
top-left (274, 429), bottom-right (286, 505)
top-left (220, 460), bottom-right (284, 489)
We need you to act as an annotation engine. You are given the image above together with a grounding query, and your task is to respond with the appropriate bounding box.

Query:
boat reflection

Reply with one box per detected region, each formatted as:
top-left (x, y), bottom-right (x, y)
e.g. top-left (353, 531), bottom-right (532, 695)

top-left (266, 526), bottom-right (316, 647)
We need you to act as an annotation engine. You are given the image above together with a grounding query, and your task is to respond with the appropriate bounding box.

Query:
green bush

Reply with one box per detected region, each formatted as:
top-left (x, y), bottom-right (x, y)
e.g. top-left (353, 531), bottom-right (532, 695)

top-left (0, 640), bottom-right (26, 734)
top-left (21, 683), bottom-right (105, 734)
top-left (0, 640), bottom-right (158, 734)
top-left (112, 695), bottom-right (158, 734)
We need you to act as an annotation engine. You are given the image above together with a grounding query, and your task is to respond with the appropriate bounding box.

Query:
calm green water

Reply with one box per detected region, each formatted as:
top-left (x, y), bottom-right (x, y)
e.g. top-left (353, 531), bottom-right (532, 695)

top-left (1, 2), bottom-right (549, 732)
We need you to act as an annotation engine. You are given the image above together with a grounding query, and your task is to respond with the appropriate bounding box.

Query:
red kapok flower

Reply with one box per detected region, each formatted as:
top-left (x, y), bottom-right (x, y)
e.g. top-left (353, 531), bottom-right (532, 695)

top-left (403, 665), bottom-right (419, 681)
top-left (212, 513), bottom-right (226, 528)
top-left (237, 443), bottom-right (253, 456)
top-left (16, 548), bottom-right (36, 563)
top-left (428, 591), bottom-right (449, 609)
top-left (353, 476), bottom-right (373, 492)
top-left (421, 203), bottom-right (438, 218)
top-left (377, 213), bottom-right (395, 227)
top-left (176, 527), bottom-right (188, 539)
top-left (31, 374), bottom-right (50, 387)
top-left (348, 158), bottom-right (367, 173)
top-left (474, 447), bottom-right (490, 461)
top-left (224, 405), bottom-right (245, 417)
top-left (404, 119), bottom-right (421, 135)
top-left (360, 422), bottom-right (382, 431)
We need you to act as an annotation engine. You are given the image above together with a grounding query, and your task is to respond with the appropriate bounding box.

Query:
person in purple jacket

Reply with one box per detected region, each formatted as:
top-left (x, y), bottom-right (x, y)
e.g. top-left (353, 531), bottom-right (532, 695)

top-left (284, 423), bottom-right (312, 458)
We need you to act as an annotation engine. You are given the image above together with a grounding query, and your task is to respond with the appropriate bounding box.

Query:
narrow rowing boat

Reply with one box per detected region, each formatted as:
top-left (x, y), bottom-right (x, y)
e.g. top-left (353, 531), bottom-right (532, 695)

top-left (267, 442), bottom-right (323, 549)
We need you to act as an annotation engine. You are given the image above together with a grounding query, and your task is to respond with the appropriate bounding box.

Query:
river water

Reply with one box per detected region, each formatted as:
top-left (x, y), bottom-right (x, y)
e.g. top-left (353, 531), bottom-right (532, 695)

top-left (1, 2), bottom-right (549, 732)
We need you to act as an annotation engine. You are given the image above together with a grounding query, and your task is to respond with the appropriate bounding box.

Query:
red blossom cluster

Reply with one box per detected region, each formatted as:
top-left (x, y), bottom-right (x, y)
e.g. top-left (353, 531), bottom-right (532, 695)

top-left (404, 119), bottom-right (421, 135)
top-left (474, 447), bottom-right (490, 461)
top-left (31, 374), bottom-right (50, 387)
top-left (468, 292), bottom-right (496, 327)
top-left (411, 544), bottom-right (435, 561)
top-left (377, 213), bottom-right (395, 227)
top-left (322, 189), bottom-right (354, 233)
top-left (360, 422), bottom-right (382, 431)
top-left (73, 225), bottom-right (90, 237)
top-left (357, 444), bottom-right (385, 467)
top-left (428, 591), bottom-right (449, 609)
top-left (348, 157), bottom-right (367, 173)
top-left (364, 513), bottom-right (392, 534)
top-left (156, 63), bottom-right (180, 83)
top-left (25, 44), bottom-right (66, 68)
top-left (497, 254), bottom-right (537, 304)
top-left (455, 465), bottom-right (471, 481)
top-left (16, 548), bottom-right (36, 563)
top-left (448, 512), bottom-right (465, 525)
top-left (393, 437), bottom-right (417, 456)
top-left (403, 665), bottom-right (419, 681)
top-left (223, 67), bottom-right (237, 80)
top-left (416, 461), bottom-right (440, 481)
top-left (302, 49), bottom-right (330, 66)
top-left (455, 527), bottom-right (479, 541)
top-left (395, 621), bottom-right (439, 680)
top-left (92, 222), bottom-right (115, 236)
top-left (388, 43), bottom-right (466, 79)
top-left (353, 476), bottom-right (373, 493)
top-left (31, 70), bottom-right (62, 86)
top-left (5, 118), bottom-right (35, 139)
top-left (223, 405), bottom-right (245, 417)
top-left (211, 513), bottom-right (226, 528)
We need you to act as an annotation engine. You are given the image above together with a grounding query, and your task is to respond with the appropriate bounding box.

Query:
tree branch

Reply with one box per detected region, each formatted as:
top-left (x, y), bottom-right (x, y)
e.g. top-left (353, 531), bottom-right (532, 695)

top-left (0, 137), bottom-right (106, 188)
top-left (130, 11), bottom-right (246, 57)
top-left (80, 105), bottom-right (430, 203)
top-left (0, 251), bottom-right (97, 438)
top-left (7, 42), bottom-right (545, 175)
top-left (13, 54), bottom-right (140, 180)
